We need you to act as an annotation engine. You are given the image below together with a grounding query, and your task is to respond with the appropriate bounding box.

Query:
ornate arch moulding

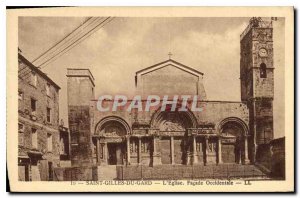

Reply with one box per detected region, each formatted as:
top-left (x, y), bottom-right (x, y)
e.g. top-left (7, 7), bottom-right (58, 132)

top-left (217, 117), bottom-right (249, 137)
top-left (150, 108), bottom-right (198, 129)
top-left (94, 116), bottom-right (132, 136)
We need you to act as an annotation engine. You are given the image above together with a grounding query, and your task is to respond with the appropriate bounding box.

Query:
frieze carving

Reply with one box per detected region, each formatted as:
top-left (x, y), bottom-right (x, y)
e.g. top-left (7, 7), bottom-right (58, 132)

top-left (102, 138), bottom-right (124, 143)
top-left (160, 120), bottom-right (185, 131)
top-left (148, 129), bottom-right (159, 136)
top-left (188, 128), bottom-right (216, 135)
top-left (132, 129), bottom-right (147, 135)
top-left (221, 138), bottom-right (236, 144)
top-left (159, 131), bottom-right (185, 136)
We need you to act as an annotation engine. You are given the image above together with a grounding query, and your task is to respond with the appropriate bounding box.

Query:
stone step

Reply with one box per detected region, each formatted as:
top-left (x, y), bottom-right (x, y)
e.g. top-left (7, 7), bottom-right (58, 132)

top-left (115, 164), bottom-right (268, 180)
top-left (98, 165), bottom-right (117, 180)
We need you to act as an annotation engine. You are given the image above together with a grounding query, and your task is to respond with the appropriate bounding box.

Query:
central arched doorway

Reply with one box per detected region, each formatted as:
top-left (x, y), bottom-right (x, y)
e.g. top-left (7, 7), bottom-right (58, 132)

top-left (151, 110), bottom-right (197, 165)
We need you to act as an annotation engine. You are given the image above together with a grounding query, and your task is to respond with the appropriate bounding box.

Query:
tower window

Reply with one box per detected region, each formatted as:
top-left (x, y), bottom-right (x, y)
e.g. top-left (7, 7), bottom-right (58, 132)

top-left (260, 63), bottom-right (267, 78)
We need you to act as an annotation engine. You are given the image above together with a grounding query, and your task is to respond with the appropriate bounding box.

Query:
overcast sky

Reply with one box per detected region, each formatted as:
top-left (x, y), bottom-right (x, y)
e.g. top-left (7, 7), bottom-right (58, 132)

top-left (18, 17), bottom-right (285, 138)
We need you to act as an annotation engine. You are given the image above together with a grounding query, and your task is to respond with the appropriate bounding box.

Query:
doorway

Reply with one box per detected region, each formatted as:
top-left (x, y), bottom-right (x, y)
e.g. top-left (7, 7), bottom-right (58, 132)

top-left (222, 144), bottom-right (236, 163)
top-left (160, 137), bottom-right (171, 164)
top-left (107, 143), bottom-right (125, 165)
top-left (48, 162), bottom-right (53, 181)
top-left (221, 139), bottom-right (242, 164)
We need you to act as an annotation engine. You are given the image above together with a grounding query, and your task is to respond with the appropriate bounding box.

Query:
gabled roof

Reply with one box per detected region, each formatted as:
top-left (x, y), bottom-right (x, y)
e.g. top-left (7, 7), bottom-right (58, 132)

top-left (18, 53), bottom-right (61, 90)
top-left (135, 59), bottom-right (204, 76)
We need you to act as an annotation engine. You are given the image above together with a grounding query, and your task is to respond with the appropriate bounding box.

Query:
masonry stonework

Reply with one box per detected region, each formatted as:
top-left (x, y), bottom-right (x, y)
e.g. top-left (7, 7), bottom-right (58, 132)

top-left (65, 18), bottom-right (281, 180)
top-left (18, 53), bottom-right (70, 181)
top-left (67, 69), bottom-right (95, 167)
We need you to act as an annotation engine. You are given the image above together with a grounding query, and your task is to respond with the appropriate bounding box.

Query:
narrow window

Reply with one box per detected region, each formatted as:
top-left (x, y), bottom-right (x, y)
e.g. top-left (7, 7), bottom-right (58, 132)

top-left (18, 90), bottom-right (23, 100)
top-left (47, 107), bottom-right (51, 122)
top-left (60, 137), bottom-right (65, 154)
top-left (47, 133), bottom-right (53, 152)
top-left (46, 83), bottom-right (50, 96)
top-left (260, 63), bottom-right (267, 78)
top-left (31, 98), bottom-right (37, 115)
top-left (18, 123), bottom-right (24, 146)
top-left (48, 162), bottom-right (53, 181)
top-left (31, 128), bottom-right (38, 149)
top-left (31, 72), bottom-right (37, 86)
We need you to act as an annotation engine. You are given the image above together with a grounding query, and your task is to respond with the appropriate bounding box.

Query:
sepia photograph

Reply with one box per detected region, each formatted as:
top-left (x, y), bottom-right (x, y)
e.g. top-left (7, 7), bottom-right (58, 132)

top-left (6, 7), bottom-right (294, 192)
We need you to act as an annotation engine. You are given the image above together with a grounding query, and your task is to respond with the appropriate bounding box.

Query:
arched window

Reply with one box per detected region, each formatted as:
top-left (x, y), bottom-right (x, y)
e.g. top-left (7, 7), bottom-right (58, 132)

top-left (260, 63), bottom-right (267, 78)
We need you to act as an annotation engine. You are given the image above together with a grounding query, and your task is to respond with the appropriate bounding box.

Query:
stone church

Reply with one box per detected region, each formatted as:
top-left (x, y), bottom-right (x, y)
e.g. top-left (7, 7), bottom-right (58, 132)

top-left (66, 18), bottom-right (275, 179)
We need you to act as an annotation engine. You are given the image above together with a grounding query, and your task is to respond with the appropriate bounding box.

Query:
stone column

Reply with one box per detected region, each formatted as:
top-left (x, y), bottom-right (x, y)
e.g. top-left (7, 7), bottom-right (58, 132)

top-left (192, 136), bottom-right (198, 165)
top-left (153, 136), bottom-right (157, 154)
top-left (104, 142), bottom-right (108, 165)
top-left (138, 137), bottom-right (142, 165)
top-left (126, 136), bottom-right (131, 165)
top-left (152, 135), bottom-right (161, 166)
top-left (96, 138), bottom-right (101, 165)
top-left (218, 137), bottom-right (222, 165)
top-left (204, 136), bottom-right (209, 165)
top-left (244, 135), bottom-right (250, 164)
top-left (171, 136), bottom-right (175, 165)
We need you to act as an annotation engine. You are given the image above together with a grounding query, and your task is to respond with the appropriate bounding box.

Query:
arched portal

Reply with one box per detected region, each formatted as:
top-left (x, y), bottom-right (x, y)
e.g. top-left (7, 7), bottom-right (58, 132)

top-left (94, 116), bottom-right (130, 165)
top-left (151, 110), bottom-right (197, 130)
top-left (218, 118), bottom-right (249, 164)
top-left (95, 116), bottom-right (131, 136)
top-left (150, 110), bottom-right (197, 165)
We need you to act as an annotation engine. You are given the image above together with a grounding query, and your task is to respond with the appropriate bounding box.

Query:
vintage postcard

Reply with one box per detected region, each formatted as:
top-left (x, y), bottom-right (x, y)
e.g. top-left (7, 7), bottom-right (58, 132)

top-left (7, 7), bottom-right (294, 192)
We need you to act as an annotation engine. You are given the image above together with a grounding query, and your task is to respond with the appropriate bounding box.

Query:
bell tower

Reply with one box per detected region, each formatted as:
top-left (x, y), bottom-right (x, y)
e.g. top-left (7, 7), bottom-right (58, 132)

top-left (240, 17), bottom-right (274, 162)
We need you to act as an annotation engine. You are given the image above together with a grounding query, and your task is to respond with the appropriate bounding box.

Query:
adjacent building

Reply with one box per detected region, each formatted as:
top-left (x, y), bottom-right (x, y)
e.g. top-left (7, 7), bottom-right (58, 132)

top-left (18, 51), bottom-right (70, 181)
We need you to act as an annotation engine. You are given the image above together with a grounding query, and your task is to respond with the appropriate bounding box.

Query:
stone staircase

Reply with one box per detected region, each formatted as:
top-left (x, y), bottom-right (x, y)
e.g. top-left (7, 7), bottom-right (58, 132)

top-left (98, 165), bottom-right (118, 180)
top-left (115, 164), bottom-right (269, 180)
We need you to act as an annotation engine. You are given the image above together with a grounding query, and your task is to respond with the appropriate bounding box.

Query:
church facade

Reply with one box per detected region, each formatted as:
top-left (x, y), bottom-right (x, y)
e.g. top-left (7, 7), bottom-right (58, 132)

top-left (67, 18), bottom-right (275, 179)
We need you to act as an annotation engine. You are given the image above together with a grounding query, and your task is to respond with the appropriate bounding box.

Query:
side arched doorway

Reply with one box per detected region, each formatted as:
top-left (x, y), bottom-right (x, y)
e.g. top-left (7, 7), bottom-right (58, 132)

top-left (94, 117), bottom-right (130, 165)
top-left (219, 118), bottom-right (249, 164)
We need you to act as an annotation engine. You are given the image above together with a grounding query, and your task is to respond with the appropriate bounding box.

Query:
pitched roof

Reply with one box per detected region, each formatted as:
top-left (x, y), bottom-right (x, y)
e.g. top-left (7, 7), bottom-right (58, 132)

top-left (18, 53), bottom-right (61, 90)
top-left (136, 59), bottom-right (204, 76)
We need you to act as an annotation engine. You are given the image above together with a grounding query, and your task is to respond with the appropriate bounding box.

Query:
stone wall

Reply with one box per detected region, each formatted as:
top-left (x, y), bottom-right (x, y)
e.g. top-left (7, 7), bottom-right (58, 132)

top-left (270, 137), bottom-right (285, 179)
top-left (67, 69), bottom-right (95, 167)
top-left (18, 55), bottom-right (60, 128)
top-left (91, 100), bottom-right (249, 134)
top-left (116, 164), bottom-right (266, 180)
top-left (256, 137), bottom-right (285, 179)
top-left (18, 54), bottom-right (61, 181)
top-left (141, 65), bottom-right (202, 97)
top-left (135, 60), bottom-right (207, 99)
top-left (53, 166), bottom-right (98, 181)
